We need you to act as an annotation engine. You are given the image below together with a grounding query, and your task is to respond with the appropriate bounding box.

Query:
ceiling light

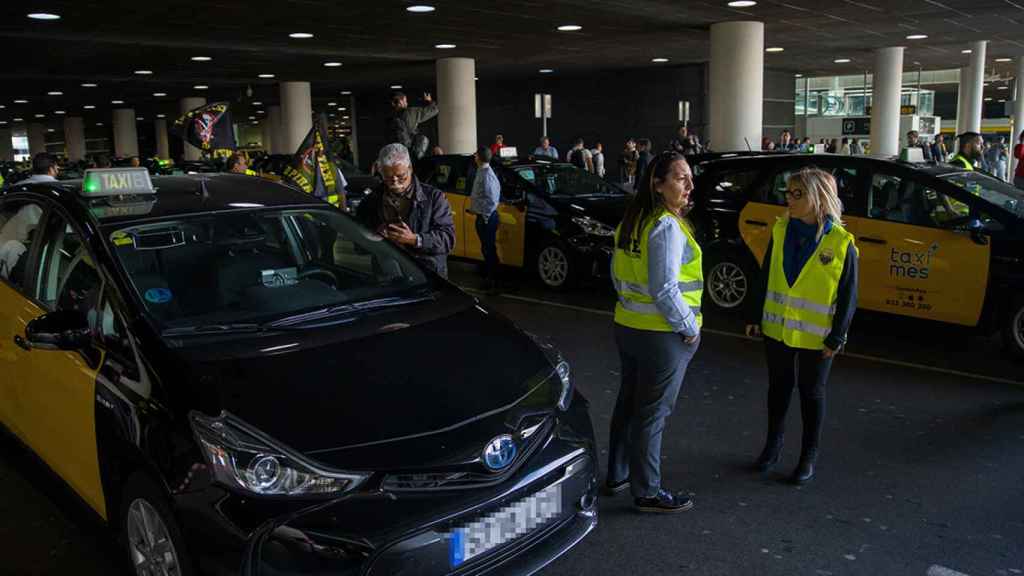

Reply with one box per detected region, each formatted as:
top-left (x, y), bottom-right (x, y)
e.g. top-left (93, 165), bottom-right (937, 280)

top-left (390, 84), bottom-right (403, 89)
top-left (81, 83), bottom-right (98, 87)
top-left (0, 105), bottom-right (5, 109)
top-left (136, 117), bottom-right (144, 121)
top-left (153, 92), bottom-right (167, 97)
top-left (248, 116), bottom-right (256, 119)
top-left (83, 105), bottom-right (95, 109)
top-left (795, 73), bottom-right (804, 77)
top-left (727, 0), bottom-right (757, 6)
top-left (328, 102), bottom-right (337, 106)
top-left (474, 76), bottom-right (479, 81)
top-left (962, 49), bottom-right (972, 54)
top-left (257, 109), bottom-right (265, 113)
top-left (329, 114), bottom-right (336, 117)
top-left (906, 34), bottom-right (928, 40)
top-left (289, 32), bottom-right (314, 39)
top-left (27, 12), bottom-right (60, 20)
top-left (766, 47), bottom-right (784, 53)
top-left (999, 99), bottom-right (1007, 103)
top-left (834, 58), bottom-right (851, 63)
top-left (339, 107), bottom-right (347, 111)
top-left (13, 99), bottom-right (28, 104)
top-left (34, 114), bottom-right (45, 118)
top-left (998, 85), bottom-right (1010, 90)
top-left (135, 70), bottom-right (153, 75)
top-left (111, 100), bottom-right (124, 104)
top-left (191, 56), bottom-right (212, 62)
top-left (157, 114), bottom-right (166, 118)
top-left (652, 58), bottom-right (669, 63)
top-left (984, 97), bottom-right (993, 101)
top-left (55, 110), bottom-right (64, 114)
top-left (434, 44), bottom-right (456, 49)
top-left (13, 118), bottom-right (23, 122)
top-left (341, 90), bottom-right (352, 95)
top-left (96, 122), bottom-right (103, 126)
top-left (324, 61), bottom-right (343, 67)
top-left (258, 74), bottom-right (275, 78)
top-left (252, 101), bottom-right (262, 105)
top-left (343, 115), bottom-right (350, 119)
top-left (0, 121), bottom-right (6, 125)
top-left (539, 68), bottom-right (554, 74)
top-left (193, 85), bottom-right (208, 90)
top-left (47, 91), bottom-right (62, 96)
top-left (557, 25), bottom-right (582, 32)
top-left (47, 128), bottom-right (54, 132)
top-left (996, 57), bottom-right (1012, 62)
top-left (406, 5), bottom-right (435, 12)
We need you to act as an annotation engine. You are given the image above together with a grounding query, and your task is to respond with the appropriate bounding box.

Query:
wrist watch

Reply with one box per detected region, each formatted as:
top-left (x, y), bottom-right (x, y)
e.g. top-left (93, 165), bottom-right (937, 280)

top-left (415, 234), bottom-right (422, 248)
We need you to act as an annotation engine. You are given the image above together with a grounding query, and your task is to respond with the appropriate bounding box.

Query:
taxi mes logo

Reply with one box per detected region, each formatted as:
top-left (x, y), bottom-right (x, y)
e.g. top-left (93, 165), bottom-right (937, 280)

top-left (890, 242), bottom-right (939, 279)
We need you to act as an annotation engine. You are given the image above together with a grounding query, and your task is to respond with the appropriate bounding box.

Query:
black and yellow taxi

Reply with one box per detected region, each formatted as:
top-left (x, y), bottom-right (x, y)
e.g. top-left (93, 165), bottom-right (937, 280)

top-left (689, 152), bottom-right (1024, 357)
top-left (416, 155), bottom-right (626, 289)
top-left (0, 168), bottom-right (598, 575)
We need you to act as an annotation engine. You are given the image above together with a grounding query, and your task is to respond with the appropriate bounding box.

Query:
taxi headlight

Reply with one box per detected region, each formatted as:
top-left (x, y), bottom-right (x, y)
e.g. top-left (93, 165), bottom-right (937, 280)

top-left (190, 411), bottom-right (368, 497)
top-left (526, 332), bottom-right (574, 411)
top-left (571, 216), bottom-right (614, 237)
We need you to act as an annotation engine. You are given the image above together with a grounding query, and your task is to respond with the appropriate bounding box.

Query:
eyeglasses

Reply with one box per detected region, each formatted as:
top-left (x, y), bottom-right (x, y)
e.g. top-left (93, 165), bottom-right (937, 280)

top-left (785, 188), bottom-right (804, 200)
top-left (381, 170), bottom-right (411, 183)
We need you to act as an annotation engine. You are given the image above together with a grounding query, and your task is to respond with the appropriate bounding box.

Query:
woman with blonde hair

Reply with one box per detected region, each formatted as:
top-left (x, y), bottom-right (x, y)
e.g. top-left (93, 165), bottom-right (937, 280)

top-left (745, 167), bottom-right (859, 484)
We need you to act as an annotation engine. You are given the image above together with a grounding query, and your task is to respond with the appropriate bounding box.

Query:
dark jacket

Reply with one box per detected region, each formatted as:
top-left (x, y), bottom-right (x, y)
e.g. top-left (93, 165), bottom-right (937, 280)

top-left (356, 176), bottom-right (455, 278)
top-left (746, 233), bottom-right (859, 351)
top-left (389, 103), bottom-right (439, 148)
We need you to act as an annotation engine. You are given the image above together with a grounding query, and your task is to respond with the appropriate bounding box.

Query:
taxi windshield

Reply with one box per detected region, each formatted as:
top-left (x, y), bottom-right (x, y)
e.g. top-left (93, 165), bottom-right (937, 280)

top-left (940, 172), bottom-right (1024, 218)
top-left (104, 209), bottom-right (431, 332)
top-left (520, 164), bottom-right (623, 197)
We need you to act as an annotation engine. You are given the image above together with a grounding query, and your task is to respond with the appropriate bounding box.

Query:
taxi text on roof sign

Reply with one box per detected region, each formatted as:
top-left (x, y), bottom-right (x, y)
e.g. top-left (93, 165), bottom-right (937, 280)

top-left (82, 168), bottom-right (155, 197)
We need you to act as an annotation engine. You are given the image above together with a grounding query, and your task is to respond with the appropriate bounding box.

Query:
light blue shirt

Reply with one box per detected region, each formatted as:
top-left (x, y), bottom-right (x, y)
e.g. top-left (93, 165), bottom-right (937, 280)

top-left (533, 146), bottom-right (559, 159)
top-left (470, 164), bottom-right (501, 217)
top-left (639, 215), bottom-right (700, 337)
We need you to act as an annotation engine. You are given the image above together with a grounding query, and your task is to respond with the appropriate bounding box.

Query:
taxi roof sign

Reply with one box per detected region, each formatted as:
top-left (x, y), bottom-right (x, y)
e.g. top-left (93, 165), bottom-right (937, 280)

top-left (82, 168), bottom-right (155, 197)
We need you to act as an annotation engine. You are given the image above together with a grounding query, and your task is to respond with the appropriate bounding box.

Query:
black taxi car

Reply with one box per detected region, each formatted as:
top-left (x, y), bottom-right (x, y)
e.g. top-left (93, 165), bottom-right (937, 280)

top-left (0, 168), bottom-right (598, 575)
top-left (689, 152), bottom-right (1024, 357)
top-left (416, 155), bottom-right (626, 289)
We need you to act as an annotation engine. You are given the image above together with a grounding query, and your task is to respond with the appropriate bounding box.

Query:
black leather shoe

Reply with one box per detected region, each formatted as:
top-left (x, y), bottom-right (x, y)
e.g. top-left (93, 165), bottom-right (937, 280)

top-left (791, 458), bottom-right (815, 484)
top-left (603, 478), bottom-right (630, 496)
top-left (634, 489), bottom-right (694, 513)
top-left (753, 439), bottom-right (783, 473)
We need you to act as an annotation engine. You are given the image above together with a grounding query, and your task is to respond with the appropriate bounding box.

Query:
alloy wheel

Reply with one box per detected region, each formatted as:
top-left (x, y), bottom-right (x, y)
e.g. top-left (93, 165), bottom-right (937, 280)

top-left (708, 261), bottom-right (748, 309)
top-left (538, 246), bottom-right (569, 287)
top-left (127, 498), bottom-right (182, 576)
top-left (1013, 305), bottom-right (1024, 354)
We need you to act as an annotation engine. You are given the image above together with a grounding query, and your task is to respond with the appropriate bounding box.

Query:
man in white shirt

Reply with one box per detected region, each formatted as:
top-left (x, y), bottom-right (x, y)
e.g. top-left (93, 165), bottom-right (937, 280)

top-left (20, 153), bottom-right (60, 184)
top-left (470, 146), bottom-right (502, 291)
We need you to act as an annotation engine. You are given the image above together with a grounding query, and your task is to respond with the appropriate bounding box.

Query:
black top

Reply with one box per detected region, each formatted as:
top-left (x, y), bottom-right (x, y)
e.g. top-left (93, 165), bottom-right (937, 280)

top-left (746, 235), bottom-right (859, 351)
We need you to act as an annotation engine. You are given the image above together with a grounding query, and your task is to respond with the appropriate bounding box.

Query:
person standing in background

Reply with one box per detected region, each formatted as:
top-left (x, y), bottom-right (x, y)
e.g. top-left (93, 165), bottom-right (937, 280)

top-left (635, 139), bottom-right (653, 183)
top-left (621, 139), bottom-right (639, 186)
top-left (387, 91), bottom-right (439, 161)
top-left (533, 136), bottom-right (559, 160)
top-left (1014, 131), bottom-right (1024, 188)
top-left (591, 142), bottom-right (606, 179)
top-left (490, 134), bottom-right (504, 156)
top-left (469, 146), bottom-right (502, 291)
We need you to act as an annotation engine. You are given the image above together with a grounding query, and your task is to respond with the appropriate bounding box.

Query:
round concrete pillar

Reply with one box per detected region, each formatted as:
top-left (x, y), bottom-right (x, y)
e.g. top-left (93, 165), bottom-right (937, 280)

top-left (965, 41), bottom-right (987, 135)
top-left (28, 123), bottom-right (47, 156)
top-left (0, 128), bottom-right (13, 161)
top-left (179, 97), bottom-right (207, 160)
top-left (64, 116), bottom-right (86, 162)
top-left (261, 117), bottom-right (274, 153)
top-left (709, 21), bottom-right (764, 152)
top-left (112, 109), bottom-right (139, 158)
top-left (870, 47), bottom-right (904, 157)
top-left (437, 57), bottom-right (477, 154)
top-left (955, 67), bottom-right (969, 137)
top-left (268, 106), bottom-right (284, 154)
top-left (1011, 58), bottom-right (1024, 181)
top-left (155, 118), bottom-right (170, 159)
top-left (280, 82), bottom-right (312, 154)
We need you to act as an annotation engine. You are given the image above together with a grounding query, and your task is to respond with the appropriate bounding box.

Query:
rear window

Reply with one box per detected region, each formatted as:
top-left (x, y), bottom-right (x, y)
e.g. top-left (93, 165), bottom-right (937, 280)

top-left (709, 169), bottom-right (761, 201)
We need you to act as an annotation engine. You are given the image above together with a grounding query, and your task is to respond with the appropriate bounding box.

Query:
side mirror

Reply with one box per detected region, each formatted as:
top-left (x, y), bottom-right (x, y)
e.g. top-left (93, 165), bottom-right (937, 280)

top-left (25, 310), bottom-right (92, 351)
top-left (964, 218), bottom-right (988, 245)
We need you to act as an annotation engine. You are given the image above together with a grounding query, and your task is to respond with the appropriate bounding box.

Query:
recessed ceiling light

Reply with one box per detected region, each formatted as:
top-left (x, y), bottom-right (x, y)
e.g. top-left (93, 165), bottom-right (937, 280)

top-left (13, 118), bottom-right (23, 122)
top-left (962, 49), bottom-right (972, 54)
top-left (0, 121), bottom-right (6, 125)
top-left (81, 83), bottom-right (98, 87)
top-left (539, 68), bottom-right (554, 74)
top-left (329, 114), bottom-right (336, 118)
top-left (727, 0), bottom-right (757, 6)
top-left (795, 73), bottom-right (804, 77)
top-left (390, 84), bottom-right (403, 89)
top-left (289, 32), bottom-right (314, 39)
top-left (406, 5), bottom-right (435, 13)
top-left (999, 99), bottom-right (1007, 103)
top-left (996, 57), bottom-right (1012, 62)
top-left (328, 102), bottom-right (337, 106)
top-left (157, 114), bottom-right (166, 118)
top-left (339, 107), bottom-right (347, 111)
top-left (652, 57), bottom-right (669, 63)
top-left (135, 70), bottom-right (153, 75)
top-left (257, 109), bottom-right (265, 113)
top-left (906, 34), bottom-right (928, 40)
top-left (252, 101), bottom-right (262, 105)
top-left (984, 97), bottom-right (993, 101)
top-left (191, 56), bottom-right (212, 62)
top-left (13, 99), bottom-right (28, 104)
top-left (193, 85), bottom-right (208, 90)
top-left (258, 74), bottom-right (275, 78)
top-left (47, 128), bottom-right (54, 132)
top-left (55, 110), bottom-right (65, 114)
top-left (0, 105), bottom-right (5, 109)
top-left (475, 76), bottom-right (479, 81)
top-left (342, 115), bottom-right (350, 119)
top-left (834, 58), bottom-right (851, 63)
top-left (27, 12), bottom-right (60, 20)
top-left (47, 91), bottom-right (62, 96)
top-left (434, 44), bottom-right (456, 49)
top-left (766, 47), bottom-right (784, 53)
top-left (153, 92), bottom-right (167, 97)
top-left (998, 85), bottom-right (1010, 90)
top-left (557, 25), bottom-right (582, 32)
top-left (341, 90), bottom-right (352, 95)
top-left (248, 116), bottom-right (256, 120)
top-left (96, 122), bottom-right (103, 126)
top-left (83, 105), bottom-right (95, 109)
top-left (324, 61), bottom-right (343, 67)
top-left (111, 100), bottom-right (124, 104)
top-left (34, 114), bottom-right (45, 118)
top-left (136, 117), bottom-right (144, 121)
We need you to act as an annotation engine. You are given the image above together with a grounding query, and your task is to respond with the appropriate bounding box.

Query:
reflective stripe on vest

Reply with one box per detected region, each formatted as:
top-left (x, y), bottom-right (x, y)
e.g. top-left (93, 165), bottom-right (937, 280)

top-left (761, 218), bottom-right (854, 350)
top-left (612, 210), bottom-right (703, 332)
top-left (950, 155), bottom-right (974, 171)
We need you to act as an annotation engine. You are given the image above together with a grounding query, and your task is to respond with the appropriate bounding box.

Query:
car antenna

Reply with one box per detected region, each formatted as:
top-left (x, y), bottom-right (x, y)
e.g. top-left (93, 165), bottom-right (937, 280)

top-left (197, 177), bottom-right (210, 200)
top-left (744, 137), bottom-right (752, 152)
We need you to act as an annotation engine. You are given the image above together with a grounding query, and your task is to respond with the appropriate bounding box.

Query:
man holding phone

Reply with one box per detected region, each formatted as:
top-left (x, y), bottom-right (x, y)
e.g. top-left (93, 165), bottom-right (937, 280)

top-left (356, 143), bottom-right (455, 277)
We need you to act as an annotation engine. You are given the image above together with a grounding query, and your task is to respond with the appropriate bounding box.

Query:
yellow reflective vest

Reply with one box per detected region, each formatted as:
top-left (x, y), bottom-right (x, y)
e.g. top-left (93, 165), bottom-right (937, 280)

top-left (762, 218), bottom-right (855, 350)
top-left (612, 210), bottom-right (703, 332)
top-left (949, 154), bottom-right (974, 171)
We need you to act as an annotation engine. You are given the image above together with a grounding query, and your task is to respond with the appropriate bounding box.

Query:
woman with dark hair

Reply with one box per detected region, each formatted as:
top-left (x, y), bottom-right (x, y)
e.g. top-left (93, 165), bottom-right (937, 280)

top-left (606, 151), bottom-right (703, 513)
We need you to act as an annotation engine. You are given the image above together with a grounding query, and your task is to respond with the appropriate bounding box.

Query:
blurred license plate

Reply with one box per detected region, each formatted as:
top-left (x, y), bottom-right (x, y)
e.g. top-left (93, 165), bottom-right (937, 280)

top-left (449, 483), bottom-right (563, 567)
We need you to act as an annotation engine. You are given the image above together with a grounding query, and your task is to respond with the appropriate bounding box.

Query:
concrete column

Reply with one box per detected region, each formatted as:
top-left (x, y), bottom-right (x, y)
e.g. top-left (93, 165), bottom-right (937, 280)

top-left (955, 67), bottom-right (969, 137)
top-left (436, 57), bottom-right (477, 154)
top-left (965, 41), bottom-right (987, 135)
top-left (268, 105), bottom-right (284, 154)
top-left (280, 82), bottom-right (312, 154)
top-left (869, 47), bottom-right (904, 157)
top-left (112, 109), bottom-right (139, 158)
top-left (261, 117), bottom-right (274, 153)
top-left (155, 118), bottom-right (170, 159)
top-left (1012, 58), bottom-right (1024, 182)
top-left (179, 97), bottom-right (207, 160)
top-left (64, 116), bottom-right (86, 162)
top-left (709, 21), bottom-right (764, 152)
top-left (0, 128), bottom-right (13, 161)
top-left (28, 123), bottom-right (47, 156)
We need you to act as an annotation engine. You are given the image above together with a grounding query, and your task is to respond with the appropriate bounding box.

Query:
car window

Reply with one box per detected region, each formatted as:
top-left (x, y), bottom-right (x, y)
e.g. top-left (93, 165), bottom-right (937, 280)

top-left (904, 181), bottom-right (973, 228)
top-left (831, 167), bottom-right (860, 213)
top-left (767, 168), bottom-right (799, 206)
top-left (941, 171), bottom-right (1024, 218)
top-left (711, 169), bottom-right (761, 201)
top-left (0, 199), bottom-right (45, 291)
top-left (766, 165), bottom-right (859, 210)
top-left (31, 214), bottom-right (103, 324)
top-left (532, 164), bottom-right (620, 197)
top-left (867, 173), bottom-right (908, 223)
top-left (516, 167), bottom-right (537, 185)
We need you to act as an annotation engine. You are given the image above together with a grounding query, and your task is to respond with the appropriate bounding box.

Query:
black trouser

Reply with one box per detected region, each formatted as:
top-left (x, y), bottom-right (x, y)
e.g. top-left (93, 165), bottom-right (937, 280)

top-left (762, 336), bottom-right (834, 460)
top-left (475, 211), bottom-right (500, 279)
top-left (608, 325), bottom-right (699, 498)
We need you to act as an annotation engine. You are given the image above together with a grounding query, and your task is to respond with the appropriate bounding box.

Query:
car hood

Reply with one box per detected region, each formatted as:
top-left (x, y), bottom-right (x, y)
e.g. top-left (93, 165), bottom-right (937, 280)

top-left (546, 193), bottom-right (628, 227)
top-left (175, 293), bottom-right (557, 469)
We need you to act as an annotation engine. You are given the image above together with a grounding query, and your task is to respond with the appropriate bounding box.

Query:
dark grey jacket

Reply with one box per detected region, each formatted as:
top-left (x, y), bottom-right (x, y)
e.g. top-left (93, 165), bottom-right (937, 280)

top-left (356, 177), bottom-right (455, 278)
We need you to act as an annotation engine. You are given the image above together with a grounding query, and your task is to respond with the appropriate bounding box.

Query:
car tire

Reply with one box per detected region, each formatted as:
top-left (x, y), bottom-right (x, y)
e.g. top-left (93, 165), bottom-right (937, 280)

top-left (704, 247), bottom-right (756, 313)
top-left (120, 473), bottom-right (195, 576)
top-left (535, 240), bottom-right (575, 290)
top-left (1002, 297), bottom-right (1024, 360)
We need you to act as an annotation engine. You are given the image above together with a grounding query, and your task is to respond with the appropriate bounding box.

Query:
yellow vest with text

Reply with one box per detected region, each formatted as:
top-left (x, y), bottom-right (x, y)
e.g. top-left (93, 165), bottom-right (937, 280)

top-left (612, 210), bottom-right (703, 332)
top-left (762, 218), bottom-right (854, 350)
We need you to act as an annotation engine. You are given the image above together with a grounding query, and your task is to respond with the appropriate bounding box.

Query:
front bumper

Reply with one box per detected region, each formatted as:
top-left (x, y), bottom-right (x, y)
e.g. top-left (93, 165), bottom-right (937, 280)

top-left (175, 398), bottom-right (599, 576)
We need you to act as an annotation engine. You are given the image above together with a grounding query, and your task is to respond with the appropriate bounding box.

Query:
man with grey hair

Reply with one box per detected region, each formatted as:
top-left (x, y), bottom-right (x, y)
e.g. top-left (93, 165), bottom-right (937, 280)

top-left (356, 143), bottom-right (455, 277)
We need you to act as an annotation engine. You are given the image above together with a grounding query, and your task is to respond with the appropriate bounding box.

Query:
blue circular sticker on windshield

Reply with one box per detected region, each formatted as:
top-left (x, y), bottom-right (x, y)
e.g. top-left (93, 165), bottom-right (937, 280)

top-left (144, 288), bottom-right (173, 304)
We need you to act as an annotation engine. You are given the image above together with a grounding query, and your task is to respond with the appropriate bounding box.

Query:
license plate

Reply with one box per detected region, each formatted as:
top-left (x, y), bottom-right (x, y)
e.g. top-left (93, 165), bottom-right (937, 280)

top-left (449, 482), bottom-right (563, 568)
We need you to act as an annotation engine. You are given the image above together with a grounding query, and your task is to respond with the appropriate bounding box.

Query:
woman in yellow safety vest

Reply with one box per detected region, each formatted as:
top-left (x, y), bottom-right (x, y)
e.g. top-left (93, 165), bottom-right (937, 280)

top-left (745, 167), bottom-right (858, 484)
top-left (607, 151), bottom-right (702, 513)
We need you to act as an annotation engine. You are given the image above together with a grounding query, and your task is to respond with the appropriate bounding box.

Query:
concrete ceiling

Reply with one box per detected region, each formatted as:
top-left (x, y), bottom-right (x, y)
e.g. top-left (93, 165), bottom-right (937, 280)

top-left (0, 0), bottom-right (1022, 129)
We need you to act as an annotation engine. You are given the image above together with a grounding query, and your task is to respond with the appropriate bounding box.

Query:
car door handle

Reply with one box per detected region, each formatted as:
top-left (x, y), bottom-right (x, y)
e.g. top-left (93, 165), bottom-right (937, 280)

top-left (744, 220), bottom-right (768, 227)
top-left (859, 236), bottom-right (887, 244)
top-left (13, 335), bottom-right (30, 351)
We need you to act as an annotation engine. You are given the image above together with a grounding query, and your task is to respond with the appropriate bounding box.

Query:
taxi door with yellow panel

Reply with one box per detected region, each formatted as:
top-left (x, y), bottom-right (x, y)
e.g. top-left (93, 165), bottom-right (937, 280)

top-left (419, 157), bottom-right (467, 257)
top-left (462, 164), bottom-right (528, 267)
top-left (856, 172), bottom-right (989, 325)
top-left (7, 208), bottom-right (108, 518)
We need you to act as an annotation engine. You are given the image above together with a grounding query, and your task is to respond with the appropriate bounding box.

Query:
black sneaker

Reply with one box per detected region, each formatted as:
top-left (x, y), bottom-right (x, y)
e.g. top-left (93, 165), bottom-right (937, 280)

top-left (634, 489), bottom-right (694, 513)
top-left (602, 477), bottom-right (630, 496)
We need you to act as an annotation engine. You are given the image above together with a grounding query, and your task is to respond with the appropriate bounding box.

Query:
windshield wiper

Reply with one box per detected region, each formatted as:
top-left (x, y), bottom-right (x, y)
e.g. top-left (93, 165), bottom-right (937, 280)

top-left (162, 323), bottom-right (262, 337)
top-left (267, 294), bottom-right (435, 329)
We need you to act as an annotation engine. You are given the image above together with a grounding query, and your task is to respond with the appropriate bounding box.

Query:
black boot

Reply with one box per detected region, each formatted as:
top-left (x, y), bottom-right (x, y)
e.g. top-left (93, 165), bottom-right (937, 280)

top-left (791, 450), bottom-right (817, 484)
top-left (753, 435), bottom-right (783, 473)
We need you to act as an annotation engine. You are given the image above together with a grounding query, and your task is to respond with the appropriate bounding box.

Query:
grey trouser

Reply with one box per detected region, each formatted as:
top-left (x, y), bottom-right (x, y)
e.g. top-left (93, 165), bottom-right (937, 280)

top-left (608, 324), bottom-right (699, 498)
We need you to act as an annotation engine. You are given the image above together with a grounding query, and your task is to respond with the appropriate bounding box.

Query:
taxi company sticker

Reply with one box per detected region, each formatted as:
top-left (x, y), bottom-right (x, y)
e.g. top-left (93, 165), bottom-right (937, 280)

top-left (144, 288), bottom-right (173, 304)
top-left (819, 248), bottom-right (835, 265)
top-left (110, 231), bottom-right (134, 246)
